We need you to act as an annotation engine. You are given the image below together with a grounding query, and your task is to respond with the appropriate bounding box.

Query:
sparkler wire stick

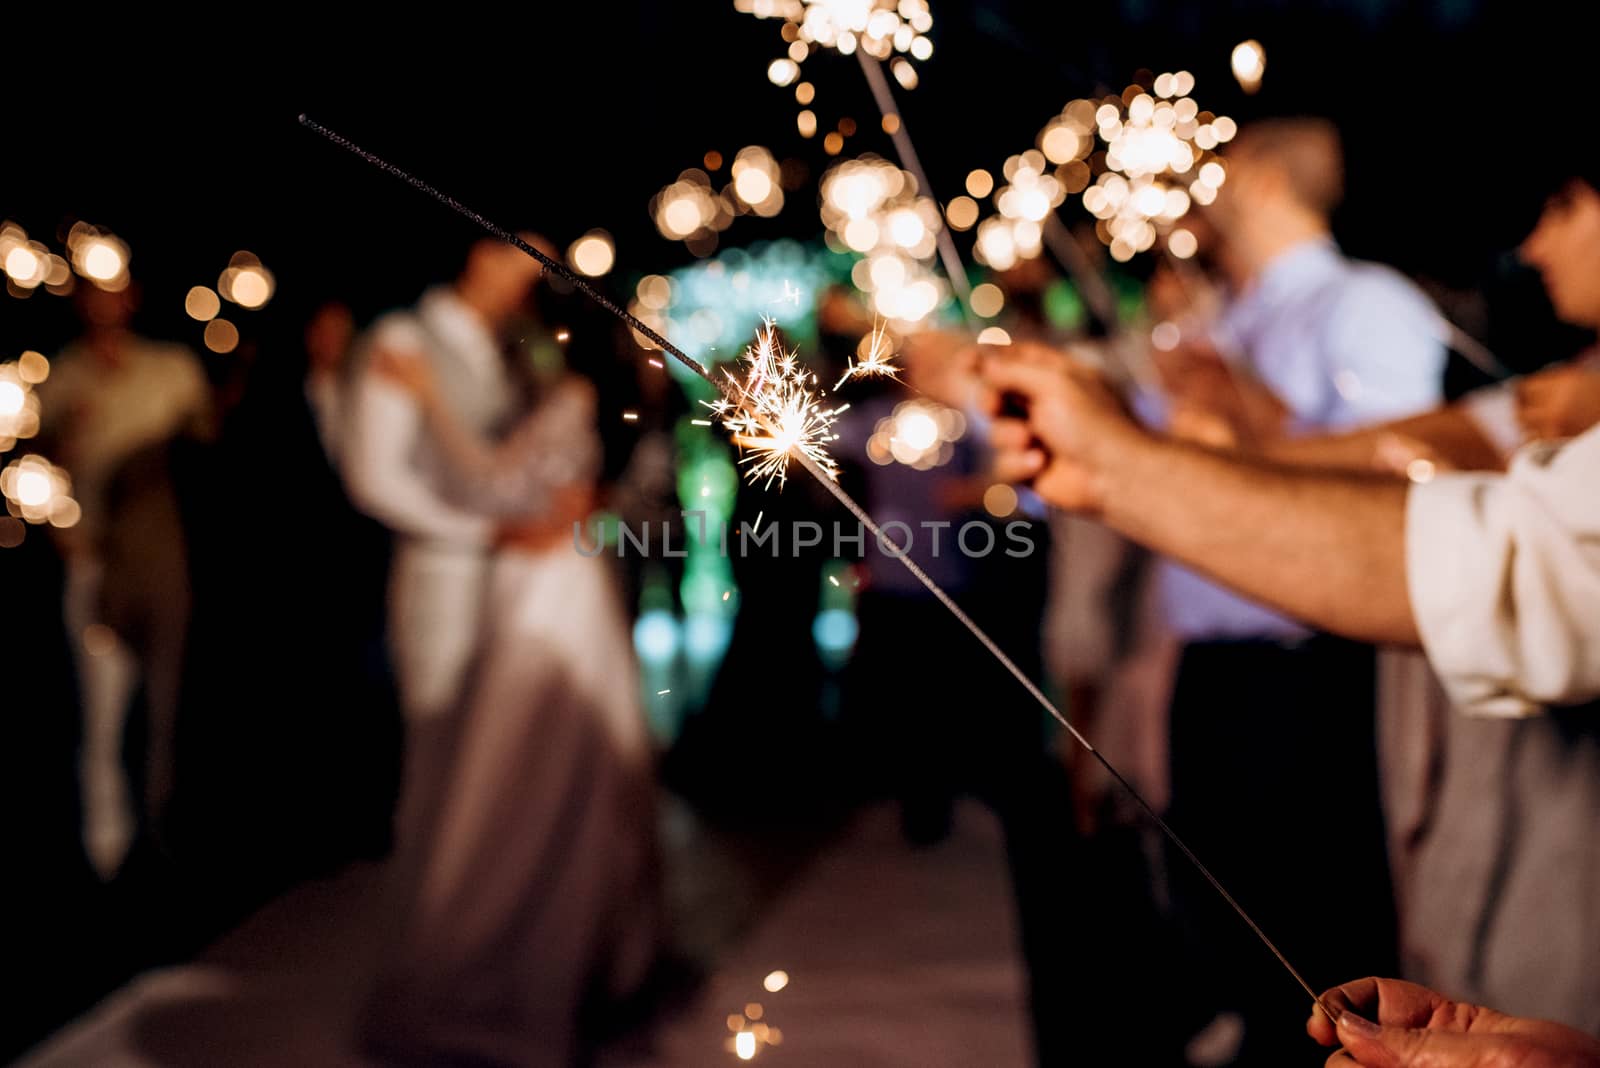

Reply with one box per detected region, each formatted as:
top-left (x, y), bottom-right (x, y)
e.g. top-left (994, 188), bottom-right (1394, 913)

top-left (1438, 319), bottom-right (1512, 381)
top-left (1042, 213), bottom-right (1120, 332)
top-left (853, 52), bottom-right (975, 315)
top-left (298, 113), bottom-right (1340, 1025)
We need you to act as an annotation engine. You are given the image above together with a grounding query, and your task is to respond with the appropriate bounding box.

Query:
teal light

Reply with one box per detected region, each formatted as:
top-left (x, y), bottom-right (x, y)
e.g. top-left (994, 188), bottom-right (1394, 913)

top-left (812, 608), bottom-right (859, 669)
top-left (633, 609), bottom-right (682, 666)
top-left (683, 613), bottom-right (734, 665)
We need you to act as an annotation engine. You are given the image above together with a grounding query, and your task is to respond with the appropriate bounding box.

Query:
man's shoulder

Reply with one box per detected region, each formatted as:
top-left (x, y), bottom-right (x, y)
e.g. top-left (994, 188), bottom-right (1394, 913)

top-left (1327, 258), bottom-right (1438, 323)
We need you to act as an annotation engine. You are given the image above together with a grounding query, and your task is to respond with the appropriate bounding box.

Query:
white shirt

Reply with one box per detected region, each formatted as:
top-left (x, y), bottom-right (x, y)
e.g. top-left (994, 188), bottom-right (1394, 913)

top-left (341, 288), bottom-right (504, 548)
top-left (41, 337), bottom-right (210, 541)
top-left (1406, 423), bottom-right (1600, 716)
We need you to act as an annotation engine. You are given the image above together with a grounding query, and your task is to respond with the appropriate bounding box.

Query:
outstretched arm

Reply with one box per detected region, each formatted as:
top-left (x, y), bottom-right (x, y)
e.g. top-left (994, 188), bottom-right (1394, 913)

top-left (986, 343), bottom-right (1600, 713)
top-left (1262, 403), bottom-right (1504, 474)
top-left (985, 342), bottom-right (1417, 645)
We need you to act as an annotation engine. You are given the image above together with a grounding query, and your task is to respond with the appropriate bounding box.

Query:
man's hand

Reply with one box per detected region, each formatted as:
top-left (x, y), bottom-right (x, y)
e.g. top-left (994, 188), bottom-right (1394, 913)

top-left (1157, 340), bottom-right (1290, 448)
top-left (1516, 365), bottom-right (1600, 443)
top-left (902, 329), bottom-right (982, 410)
top-left (980, 341), bottom-right (1145, 515)
top-left (1306, 977), bottom-right (1600, 1068)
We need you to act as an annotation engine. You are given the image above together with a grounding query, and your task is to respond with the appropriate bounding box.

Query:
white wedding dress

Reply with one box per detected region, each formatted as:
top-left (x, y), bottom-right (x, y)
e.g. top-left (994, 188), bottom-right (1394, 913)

top-left (367, 379), bottom-right (656, 1067)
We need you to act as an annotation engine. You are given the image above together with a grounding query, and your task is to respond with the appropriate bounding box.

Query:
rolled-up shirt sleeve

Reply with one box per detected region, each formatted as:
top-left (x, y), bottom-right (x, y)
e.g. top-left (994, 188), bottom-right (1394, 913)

top-left (1405, 426), bottom-right (1600, 715)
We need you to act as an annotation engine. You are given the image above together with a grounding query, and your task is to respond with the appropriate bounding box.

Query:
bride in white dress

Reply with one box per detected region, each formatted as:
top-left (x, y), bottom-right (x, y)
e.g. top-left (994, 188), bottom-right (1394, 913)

top-left (364, 350), bottom-right (657, 1067)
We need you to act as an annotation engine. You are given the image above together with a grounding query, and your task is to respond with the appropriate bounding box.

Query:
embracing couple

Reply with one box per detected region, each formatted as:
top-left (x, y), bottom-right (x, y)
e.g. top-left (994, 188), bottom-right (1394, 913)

top-left (338, 234), bottom-right (656, 1067)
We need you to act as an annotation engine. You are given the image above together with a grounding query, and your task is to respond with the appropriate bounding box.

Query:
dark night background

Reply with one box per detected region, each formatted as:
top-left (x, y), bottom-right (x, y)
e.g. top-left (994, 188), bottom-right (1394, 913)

top-left (3, 2), bottom-right (1594, 1062)
top-left (4, 1), bottom-right (1590, 365)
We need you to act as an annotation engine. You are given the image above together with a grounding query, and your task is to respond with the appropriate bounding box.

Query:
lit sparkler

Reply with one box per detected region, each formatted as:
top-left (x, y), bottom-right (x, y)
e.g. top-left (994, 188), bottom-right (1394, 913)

top-left (705, 318), bottom-right (843, 488)
top-left (1079, 74), bottom-right (1235, 263)
top-left (820, 155), bottom-right (945, 325)
top-left (738, 1), bottom-right (969, 316)
top-left (0, 453), bottom-right (80, 528)
top-left (835, 319), bottom-right (900, 388)
top-left (743, 0), bottom-right (934, 91)
top-left (0, 362), bottom-right (42, 450)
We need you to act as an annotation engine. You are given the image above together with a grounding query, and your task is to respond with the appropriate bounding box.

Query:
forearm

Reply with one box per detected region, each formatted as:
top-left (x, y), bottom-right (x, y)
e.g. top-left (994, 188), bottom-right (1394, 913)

top-left (342, 381), bottom-right (492, 544)
top-left (1098, 431), bottom-right (1420, 645)
top-left (1263, 404), bottom-right (1504, 473)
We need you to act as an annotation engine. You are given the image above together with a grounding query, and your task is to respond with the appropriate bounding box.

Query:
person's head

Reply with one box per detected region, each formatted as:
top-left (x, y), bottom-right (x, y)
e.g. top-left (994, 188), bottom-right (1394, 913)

top-left (305, 300), bottom-right (354, 375)
top-left (454, 232), bottom-right (553, 328)
top-left (1205, 118), bottom-right (1344, 280)
top-left (74, 279), bottom-right (139, 331)
top-left (1519, 172), bottom-right (1600, 329)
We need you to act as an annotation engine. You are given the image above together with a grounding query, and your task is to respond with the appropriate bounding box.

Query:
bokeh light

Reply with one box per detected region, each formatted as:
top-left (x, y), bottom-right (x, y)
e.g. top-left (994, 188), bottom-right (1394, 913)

top-left (1232, 39), bottom-right (1266, 93)
top-left (1, 454), bottom-right (76, 526)
top-left (944, 196), bottom-right (979, 231)
top-left (1061, 75), bottom-right (1234, 261)
top-left (204, 318), bottom-right (240, 354)
top-left (983, 482), bottom-right (1019, 517)
top-left (729, 147), bottom-right (786, 217)
top-left (820, 155), bottom-right (946, 326)
top-left (569, 229), bottom-right (617, 277)
top-left (969, 282), bottom-right (1004, 318)
top-left (185, 286), bottom-right (221, 321)
top-left (219, 253), bottom-right (275, 309)
top-left (18, 351), bottom-right (49, 384)
top-left (66, 224), bottom-right (131, 291)
top-left (867, 397), bottom-right (965, 470)
top-left (0, 363), bottom-right (42, 448)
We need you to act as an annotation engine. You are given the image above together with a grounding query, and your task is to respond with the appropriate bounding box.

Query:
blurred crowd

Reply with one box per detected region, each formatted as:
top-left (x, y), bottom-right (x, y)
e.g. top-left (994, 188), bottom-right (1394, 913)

top-left (5, 116), bottom-right (1600, 1068)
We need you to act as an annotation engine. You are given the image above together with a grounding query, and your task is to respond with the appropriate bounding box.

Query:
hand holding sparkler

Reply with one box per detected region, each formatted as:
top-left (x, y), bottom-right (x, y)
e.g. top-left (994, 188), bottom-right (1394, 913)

top-left (982, 342), bottom-right (1142, 515)
top-left (1305, 977), bottom-right (1600, 1068)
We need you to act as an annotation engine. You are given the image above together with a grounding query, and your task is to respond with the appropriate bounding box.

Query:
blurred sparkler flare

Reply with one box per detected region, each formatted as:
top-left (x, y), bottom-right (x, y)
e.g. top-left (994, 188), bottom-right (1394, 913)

top-left (821, 155), bottom-right (945, 325)
top-left (741, 0), bottom-right (933, 68)
top-left (0, 363), bottom-right (42, 448)
top-left (1, 453), bottom-right (78, 527)
top-left (835, 319), bottom-right (900, 387)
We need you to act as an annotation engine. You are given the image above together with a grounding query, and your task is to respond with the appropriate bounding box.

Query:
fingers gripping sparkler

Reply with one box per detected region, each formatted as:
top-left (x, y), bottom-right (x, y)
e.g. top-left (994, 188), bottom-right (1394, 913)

top-left (298, 115), bottom-right (1341, 1026)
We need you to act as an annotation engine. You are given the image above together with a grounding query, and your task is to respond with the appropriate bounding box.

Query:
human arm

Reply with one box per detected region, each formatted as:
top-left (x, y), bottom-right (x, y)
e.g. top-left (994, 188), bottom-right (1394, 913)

top-left (985, 343), bottom-right (1417, 644)
top-left (1260, 403), bottom-right (1505, 473)
top-left (987, 344), bottom-right (1600, 710)
top-left (339, 324), bottom-right (493, 545)
top-left (1516, 363), bottom-right (1600, 443)
top-left (370, 348), bottom-right (600, 518)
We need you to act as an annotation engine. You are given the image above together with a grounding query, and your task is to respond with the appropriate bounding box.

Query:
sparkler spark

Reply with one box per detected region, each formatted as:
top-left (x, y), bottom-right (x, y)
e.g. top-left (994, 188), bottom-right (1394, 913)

top-left (705, 318), bottom-right (842, 488)
top-left (835, 319), bottom-right (901, 388)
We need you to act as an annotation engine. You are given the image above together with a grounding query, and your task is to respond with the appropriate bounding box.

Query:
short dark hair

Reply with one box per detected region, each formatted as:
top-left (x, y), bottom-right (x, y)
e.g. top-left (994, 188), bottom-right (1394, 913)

top-left (1230, 118), bottom-right (1345, 215)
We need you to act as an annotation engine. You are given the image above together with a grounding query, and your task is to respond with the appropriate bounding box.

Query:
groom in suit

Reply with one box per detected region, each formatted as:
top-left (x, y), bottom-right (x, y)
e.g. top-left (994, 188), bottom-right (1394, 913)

top-left (342, 234), bottom-right (552, 726)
